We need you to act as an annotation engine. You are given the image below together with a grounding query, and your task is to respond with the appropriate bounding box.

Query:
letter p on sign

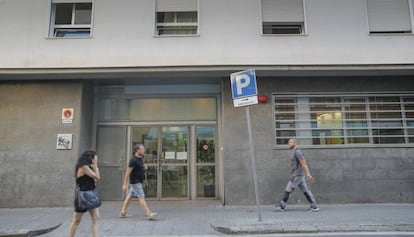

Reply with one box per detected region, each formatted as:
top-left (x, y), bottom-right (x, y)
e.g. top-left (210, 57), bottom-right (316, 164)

top-left (235, 74), bottom-right (250, 95)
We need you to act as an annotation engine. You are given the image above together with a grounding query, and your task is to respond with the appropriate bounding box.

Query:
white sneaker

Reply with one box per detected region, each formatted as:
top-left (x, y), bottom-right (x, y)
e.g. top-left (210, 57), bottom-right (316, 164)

top-left (147, 212), bottom-right (158, 220)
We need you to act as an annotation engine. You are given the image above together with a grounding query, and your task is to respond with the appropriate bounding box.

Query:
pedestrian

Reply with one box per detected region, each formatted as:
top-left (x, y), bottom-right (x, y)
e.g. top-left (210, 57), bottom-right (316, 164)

top-left (69, 150), bottom-right (101, 237)
top-left (274, 138), bottom-right (319, 212)
top-left (119, 144), bottom-right (158, 220)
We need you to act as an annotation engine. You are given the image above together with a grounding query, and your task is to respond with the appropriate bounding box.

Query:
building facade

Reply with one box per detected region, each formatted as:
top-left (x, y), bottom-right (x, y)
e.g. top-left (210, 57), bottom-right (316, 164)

top-left (0, 0), bottom-right (413, 207)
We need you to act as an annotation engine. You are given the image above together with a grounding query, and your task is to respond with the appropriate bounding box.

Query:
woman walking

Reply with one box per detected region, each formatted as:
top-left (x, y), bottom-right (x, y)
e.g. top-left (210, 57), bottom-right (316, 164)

top-left (69, 150), bottom-right (101, 237)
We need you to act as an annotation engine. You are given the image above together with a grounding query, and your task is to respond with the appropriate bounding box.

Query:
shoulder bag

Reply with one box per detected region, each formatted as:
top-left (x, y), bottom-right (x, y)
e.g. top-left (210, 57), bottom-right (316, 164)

top-left (76, 186), bottom-right (101, 210)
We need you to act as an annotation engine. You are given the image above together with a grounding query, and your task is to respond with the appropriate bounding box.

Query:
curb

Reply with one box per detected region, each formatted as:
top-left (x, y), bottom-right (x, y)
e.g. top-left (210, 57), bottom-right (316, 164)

top-left (0, 223), bottom-right (62, 237)
top-left (210, 223), bottom-right (414, 235)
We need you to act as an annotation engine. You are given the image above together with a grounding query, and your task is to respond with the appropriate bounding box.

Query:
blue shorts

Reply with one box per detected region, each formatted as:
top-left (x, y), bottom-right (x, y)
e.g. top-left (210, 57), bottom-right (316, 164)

top-left (129, 183), bottom-right (145, 198)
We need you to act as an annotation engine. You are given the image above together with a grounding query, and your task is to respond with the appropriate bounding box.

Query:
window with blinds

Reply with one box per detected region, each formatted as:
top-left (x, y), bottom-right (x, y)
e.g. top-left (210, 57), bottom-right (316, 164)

top-left (49, 0), bottom-right (93, 38)
top-left (261, 0), bottom-right (305, 35)
top-left (155, 0), bottom-right (198, 36)
top-left (366, 0), bottom-right (413, 34)
top-left (274, 94), bottom-right (414, 147)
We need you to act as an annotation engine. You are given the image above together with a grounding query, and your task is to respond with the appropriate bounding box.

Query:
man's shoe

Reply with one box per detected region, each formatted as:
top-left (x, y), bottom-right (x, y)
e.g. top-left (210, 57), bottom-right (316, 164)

top-left (308, 204), bottom-right (319, 212)
top-left (273, 202), bottom-right (285, 212)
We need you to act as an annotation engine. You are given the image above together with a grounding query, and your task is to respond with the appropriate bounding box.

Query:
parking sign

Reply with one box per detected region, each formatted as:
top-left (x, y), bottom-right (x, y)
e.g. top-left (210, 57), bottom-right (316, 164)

top-left (230, 69), bottom-right (258, 107)
top-left (230, 69), bottom-right (263, 221)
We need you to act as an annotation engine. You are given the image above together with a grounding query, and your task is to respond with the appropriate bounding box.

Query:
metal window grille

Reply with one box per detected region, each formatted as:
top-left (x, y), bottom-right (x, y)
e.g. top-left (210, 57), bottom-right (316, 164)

top-left (274, 93), bottom-right (414, 147)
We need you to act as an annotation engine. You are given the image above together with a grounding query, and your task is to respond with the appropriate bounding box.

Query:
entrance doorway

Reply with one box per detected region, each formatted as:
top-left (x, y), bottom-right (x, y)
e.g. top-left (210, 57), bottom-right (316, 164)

top-left (97, 125), bottom-right (216, 200)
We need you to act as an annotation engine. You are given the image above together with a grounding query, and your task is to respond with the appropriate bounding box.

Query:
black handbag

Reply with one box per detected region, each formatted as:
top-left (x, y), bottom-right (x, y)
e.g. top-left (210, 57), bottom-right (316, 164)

top-left (76, 187), bottom-right (101, 210)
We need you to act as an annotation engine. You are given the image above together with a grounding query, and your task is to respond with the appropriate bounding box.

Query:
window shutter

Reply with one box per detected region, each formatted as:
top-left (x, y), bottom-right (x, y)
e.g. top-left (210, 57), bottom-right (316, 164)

top-left (367, 0), bottom-right (412, 32)
top-left (262, 0), bottom-right (304, 22)
top-left (52, 0), bottom-right (92, 3)
top-left (156, 0), bottom-right (197, 12)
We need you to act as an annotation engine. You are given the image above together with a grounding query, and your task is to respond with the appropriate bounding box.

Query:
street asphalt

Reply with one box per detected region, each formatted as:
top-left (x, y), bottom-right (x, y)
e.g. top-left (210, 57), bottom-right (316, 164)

top-left (0, 201), bottom-right (413, 236)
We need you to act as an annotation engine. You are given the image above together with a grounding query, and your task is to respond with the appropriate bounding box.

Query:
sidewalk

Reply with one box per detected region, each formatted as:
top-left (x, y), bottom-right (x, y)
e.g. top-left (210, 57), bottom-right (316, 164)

top-left (0, 201), bottom-right (413, 236)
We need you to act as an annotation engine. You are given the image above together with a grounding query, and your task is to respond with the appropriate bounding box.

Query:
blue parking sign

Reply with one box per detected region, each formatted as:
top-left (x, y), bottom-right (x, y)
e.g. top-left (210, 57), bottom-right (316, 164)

top-left (231, 69), bottom-right (257, 99)
top-left (230, 69), bottom-right (258, 107)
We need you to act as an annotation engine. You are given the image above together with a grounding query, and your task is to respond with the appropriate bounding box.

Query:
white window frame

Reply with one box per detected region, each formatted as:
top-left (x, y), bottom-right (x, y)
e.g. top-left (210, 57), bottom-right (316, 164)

top-left (49, 0), bottom-right (93, 38)
top-left (273, 93), bottom-right (414, 148)
top-left (260, 0), bottom-right (307, 36)
top-left (156, 12), bottom-right (198, 36)
top-left (154, 0), bottom-right (199, 37)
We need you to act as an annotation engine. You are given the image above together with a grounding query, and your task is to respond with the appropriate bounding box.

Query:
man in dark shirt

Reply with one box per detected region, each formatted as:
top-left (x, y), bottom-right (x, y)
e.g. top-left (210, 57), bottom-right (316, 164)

top-left (274, 138), bottom-right (319, 212)
top-left (120, 144), bottom-right (157, 220)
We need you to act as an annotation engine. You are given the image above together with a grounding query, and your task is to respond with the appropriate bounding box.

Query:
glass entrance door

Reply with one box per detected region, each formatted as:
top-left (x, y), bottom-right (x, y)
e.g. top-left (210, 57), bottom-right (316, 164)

top-left (195, 126), bottom-right (216, 198)
top-left (161, 126), bottom-right (188, 199)
top-left (131, 127), bottom-right (159, 199)
top-left (130, 126), bottom-right (189, 199)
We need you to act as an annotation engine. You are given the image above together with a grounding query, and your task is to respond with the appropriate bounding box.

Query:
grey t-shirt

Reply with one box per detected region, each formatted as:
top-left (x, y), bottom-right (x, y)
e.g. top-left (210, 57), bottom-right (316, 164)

top-left (290, 147), bottom-right (305, 177)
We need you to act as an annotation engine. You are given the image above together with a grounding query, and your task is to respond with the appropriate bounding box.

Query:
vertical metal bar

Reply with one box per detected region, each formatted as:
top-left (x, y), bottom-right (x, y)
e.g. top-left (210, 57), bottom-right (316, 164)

top-left (246, 106), bottom-right (262, 222)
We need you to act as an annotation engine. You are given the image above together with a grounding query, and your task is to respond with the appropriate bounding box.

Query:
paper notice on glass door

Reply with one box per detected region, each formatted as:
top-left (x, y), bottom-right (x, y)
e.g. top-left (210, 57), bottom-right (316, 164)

top-left (165, 152), bottom-right (175, 159)
top-left (176, 152), bottom-right (187, 160)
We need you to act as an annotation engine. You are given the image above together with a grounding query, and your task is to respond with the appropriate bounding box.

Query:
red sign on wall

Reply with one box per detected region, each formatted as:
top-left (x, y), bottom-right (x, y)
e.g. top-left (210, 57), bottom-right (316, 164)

top-left (62, 108), bottom-right (74, 124)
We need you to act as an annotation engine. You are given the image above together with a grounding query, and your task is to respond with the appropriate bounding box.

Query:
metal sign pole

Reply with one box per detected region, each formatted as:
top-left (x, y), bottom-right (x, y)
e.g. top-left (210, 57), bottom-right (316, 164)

top-left (246, 106), bottom-right (262, 222)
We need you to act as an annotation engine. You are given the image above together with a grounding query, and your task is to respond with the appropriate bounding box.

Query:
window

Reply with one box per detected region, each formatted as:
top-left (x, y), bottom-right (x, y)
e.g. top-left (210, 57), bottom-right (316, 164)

top-left (404, 97), bottom-right (414, 142)
top-left (261, 0), bottom-right (305, 35)
top-left (155, 0), bottom-right (198, 36)
top-left (274, 94), bottom-right (414, 147)
top-left (50, 1), bottom-right (92, 38)
top-left (263, 22), bottom-right (303, 34)
top-left (97, 97), bottom-right (216, 121)
top-left (366, 0), bottom-right (412, 34)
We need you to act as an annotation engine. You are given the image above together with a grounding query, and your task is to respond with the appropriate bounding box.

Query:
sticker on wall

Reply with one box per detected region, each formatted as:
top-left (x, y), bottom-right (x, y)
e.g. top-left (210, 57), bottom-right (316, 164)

top-left (62, 108), bottom-right (74, 124)
top-left (56, 133), bottom-right (72, 150)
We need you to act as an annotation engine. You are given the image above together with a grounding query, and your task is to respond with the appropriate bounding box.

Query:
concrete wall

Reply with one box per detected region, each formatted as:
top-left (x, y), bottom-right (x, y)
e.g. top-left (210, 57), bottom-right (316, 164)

top-left (0, 81), bottom-right (90, 208)
top-left (221, 76), bottom-right (414, 205)
top-left (1, 0), bottom-right (414, 68)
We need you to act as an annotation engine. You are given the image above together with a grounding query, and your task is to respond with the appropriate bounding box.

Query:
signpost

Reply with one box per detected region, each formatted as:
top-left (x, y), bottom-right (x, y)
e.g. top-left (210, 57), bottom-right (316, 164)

top-left (230, 69), bottom-right (262, 222)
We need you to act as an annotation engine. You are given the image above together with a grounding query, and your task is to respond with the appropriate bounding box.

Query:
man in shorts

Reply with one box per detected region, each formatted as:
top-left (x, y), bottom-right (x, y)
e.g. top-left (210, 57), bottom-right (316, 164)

top-left (274, 138), bottom-right (319, 212)
top-left (120, 144), bottom-right (157, 220)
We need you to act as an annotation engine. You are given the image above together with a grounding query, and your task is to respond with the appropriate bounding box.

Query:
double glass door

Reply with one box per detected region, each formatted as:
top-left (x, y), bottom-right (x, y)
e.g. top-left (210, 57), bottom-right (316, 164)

top-left (134, 126), bottom-right (188, 199)
top-left (97, 125), bottom-right (216, 200)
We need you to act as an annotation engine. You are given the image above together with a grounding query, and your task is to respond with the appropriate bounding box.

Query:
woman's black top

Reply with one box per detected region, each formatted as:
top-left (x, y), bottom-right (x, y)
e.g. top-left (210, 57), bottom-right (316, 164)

top-left (76, 174), bottom-right (95, 191)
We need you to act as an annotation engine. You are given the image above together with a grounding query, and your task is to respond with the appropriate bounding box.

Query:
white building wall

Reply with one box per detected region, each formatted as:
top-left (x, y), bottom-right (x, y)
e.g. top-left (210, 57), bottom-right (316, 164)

top-left (0, 0), bottom-right (414, 68)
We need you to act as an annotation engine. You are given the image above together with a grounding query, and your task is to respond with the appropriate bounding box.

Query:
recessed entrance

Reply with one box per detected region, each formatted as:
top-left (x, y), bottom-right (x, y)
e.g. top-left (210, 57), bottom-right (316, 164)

top-left (97, 125), bottom-right (216, 200)
top-left (94, 91), bottom-right (219, 201)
